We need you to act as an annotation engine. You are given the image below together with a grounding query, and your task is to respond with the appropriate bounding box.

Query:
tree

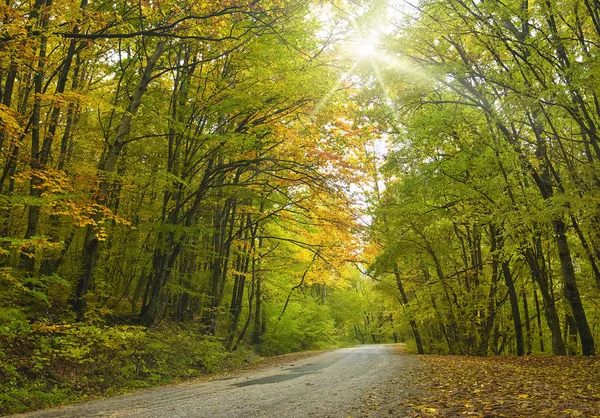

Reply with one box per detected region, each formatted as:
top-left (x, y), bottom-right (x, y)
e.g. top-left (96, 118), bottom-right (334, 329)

top-left (363, 0), bottom-right (600, 355)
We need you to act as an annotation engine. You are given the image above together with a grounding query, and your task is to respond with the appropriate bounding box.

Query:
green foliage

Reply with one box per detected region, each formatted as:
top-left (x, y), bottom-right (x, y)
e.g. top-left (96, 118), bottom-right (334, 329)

top-left (361, 0), bottom-right (600, 357)
top-left (0, 322), bottom-right (226, 415)
top-left (328, 287), bottom-right (365, 342)
top-left (260, 301), bottom-right (336, 355)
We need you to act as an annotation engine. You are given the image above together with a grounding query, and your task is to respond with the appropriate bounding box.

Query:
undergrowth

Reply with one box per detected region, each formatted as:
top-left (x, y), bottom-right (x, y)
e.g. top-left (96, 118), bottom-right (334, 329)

top-left (0, 321), bottom-right (248, 415)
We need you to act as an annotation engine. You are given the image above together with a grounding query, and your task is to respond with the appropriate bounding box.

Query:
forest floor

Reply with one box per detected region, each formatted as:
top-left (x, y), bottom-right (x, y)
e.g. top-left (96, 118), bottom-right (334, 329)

top-left (356, 348), bottom-right (600, 417)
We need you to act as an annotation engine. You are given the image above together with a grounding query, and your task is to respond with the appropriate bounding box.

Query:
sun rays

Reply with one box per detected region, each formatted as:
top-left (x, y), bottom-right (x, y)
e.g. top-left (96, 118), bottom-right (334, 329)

top-left (310, 0), bottom-right (432, 122)
top-left (350, 32), bottom-right (380, 58)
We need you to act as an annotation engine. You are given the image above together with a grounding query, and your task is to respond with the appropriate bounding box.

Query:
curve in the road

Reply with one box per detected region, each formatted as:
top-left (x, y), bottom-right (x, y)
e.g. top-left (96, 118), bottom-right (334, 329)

top-left (13, 344), bottom-right (418, 418)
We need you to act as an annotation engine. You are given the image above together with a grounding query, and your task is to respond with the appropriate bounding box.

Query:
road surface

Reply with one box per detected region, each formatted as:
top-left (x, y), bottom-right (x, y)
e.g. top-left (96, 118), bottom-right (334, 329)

top-left (14, 345), bottom-right (420, 418)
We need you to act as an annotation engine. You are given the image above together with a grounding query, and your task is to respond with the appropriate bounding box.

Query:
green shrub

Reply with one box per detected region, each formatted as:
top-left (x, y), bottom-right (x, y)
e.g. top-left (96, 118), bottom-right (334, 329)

top-left (0, 321), bottom-right (227, 415)
top-left (260, 300), bottom-right (336, 355)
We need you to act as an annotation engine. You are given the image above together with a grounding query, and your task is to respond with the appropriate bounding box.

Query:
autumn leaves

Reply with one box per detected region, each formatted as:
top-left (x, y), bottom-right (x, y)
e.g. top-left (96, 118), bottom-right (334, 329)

top-left (366, 0), bottom-right (600, 356)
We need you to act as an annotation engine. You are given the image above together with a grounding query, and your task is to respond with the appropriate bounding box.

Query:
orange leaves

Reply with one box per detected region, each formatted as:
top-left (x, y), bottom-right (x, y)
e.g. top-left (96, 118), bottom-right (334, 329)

top-left (53, 201), bottom-right (133, 240)
top-left (33, 91), bottom-right (87, 109)
top-left (0, 3), bottom-right (28, 46)
top-left (0, 104), bottom-right (24, 140)
top-left (14, 168), bottom-right (133, 240)
top-left (32, 322), bottom-right (75, 333)
top-left (16, 168), bottom-right (74, 195)
top-left (396, 355), bottom-right (600, 418)
top-left (16, 236), bottom-right (63, 258)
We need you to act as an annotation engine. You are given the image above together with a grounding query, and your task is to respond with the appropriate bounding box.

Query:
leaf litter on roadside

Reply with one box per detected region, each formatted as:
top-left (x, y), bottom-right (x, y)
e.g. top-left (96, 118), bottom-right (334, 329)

top-left (355, 354), bottom-right (600, 418)
top-left (403, 356), bottom-right (600, 417)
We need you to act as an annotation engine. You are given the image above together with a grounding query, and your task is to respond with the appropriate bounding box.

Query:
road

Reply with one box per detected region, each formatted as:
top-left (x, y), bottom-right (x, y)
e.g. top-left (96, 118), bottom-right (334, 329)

top-left (14, 345), bottom-right (420, 418)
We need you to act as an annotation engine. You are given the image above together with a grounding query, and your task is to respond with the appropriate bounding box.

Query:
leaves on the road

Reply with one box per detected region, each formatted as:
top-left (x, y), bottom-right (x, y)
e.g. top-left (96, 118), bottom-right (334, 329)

top-left (356, 354), bottom-right (600, 417)
top-left (408, 356), bottom-right (600, 417)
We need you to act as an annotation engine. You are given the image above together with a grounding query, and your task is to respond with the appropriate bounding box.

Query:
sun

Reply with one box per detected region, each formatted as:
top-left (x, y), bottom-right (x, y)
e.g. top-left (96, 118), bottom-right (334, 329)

top-left (355, 39), bottom-right (377, 57)
top-left (351, 35), bottom-right (380, 59)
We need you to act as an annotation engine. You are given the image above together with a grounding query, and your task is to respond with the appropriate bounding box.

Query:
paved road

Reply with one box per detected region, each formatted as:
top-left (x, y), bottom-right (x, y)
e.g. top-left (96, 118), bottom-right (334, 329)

top-left (14, 345), bottom-right (418, 418)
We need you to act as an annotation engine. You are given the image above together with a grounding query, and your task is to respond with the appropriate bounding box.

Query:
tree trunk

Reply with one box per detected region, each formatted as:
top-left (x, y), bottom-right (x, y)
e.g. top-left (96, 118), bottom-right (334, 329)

top-left (202, 193), bottom-right (237, 334)
top-left (251, 238), bottom-right (263, 345)
top-left (533, 283), bottom-right (545, 353)
top-left (565, 314), bottom-right (578, 355)
top-left (553, 219), bottom-right (595, 355)
top-left (393, 265), bottom-right (423, 354)
top-left (501, 261), bottom-right (524, 356)
top-left (72, 40), bottom-right (165, 320)
top-left (20, 0), bottom-right (51, 272)
top-left (524, 247), bottom-right (566, 354)
top-left (139, 233), bottom-right (184, 327)
top-left (522, 289), bottom-right (532, 355)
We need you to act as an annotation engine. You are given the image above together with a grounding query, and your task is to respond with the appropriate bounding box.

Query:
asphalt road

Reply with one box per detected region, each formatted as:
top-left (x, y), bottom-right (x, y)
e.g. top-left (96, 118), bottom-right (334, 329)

top-left (14, 345), bottom-right (418, 418)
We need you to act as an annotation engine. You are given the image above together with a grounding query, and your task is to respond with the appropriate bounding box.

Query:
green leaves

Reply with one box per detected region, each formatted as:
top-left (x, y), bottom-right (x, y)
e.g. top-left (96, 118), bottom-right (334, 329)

top-left (363, 0), bottom-right (600, 356)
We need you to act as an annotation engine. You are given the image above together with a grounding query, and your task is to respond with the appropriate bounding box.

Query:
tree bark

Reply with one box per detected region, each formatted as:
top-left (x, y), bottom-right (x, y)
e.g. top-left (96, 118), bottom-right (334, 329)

top-left (393, 265), bottom-right (424, 354)
top-left (522, 289), bottom-right (532, 355)
top-left (501, 261), bottom-right (525, 356)
top-left (525, 247), bottom-right (565, 354)
top-left (553, 219), bottom-right (595, 355)
top-left (72, 40), bottom-right (165, 320)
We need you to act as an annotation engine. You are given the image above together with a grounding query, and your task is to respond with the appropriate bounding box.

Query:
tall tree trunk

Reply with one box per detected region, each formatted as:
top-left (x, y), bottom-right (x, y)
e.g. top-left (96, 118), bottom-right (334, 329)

top-left (533, 282), bottom-right (545, 353)
top-left (72, 40), bottom-right (165, 320)
top-left (500, 259), bottom-right (525, 356)
top-left (227, 215), bottom-right (256, 350)
top-left (525, 247), bottom-right (565, 354)
top-left (139, 234), bottom-right (183, 326)
top-left (202, 195), bottom-right (236, 334)
top-left (201, 166), bottom-right (242, 334)
top-left (553, 219), bottom-right (595, 355)
top-left (477, 226), bottom-right (500, 356)
top-left (232, 236), bottom-right (259, 351)
top-left (565, 314), bottom-right (578, 355)
top-left (174, 241), bottom-right (196, 322)
top-left (252, 237), bottom-right (264, 345)
top-left (527, 97), bottom-right (595, 355)
top-left (522, 288), bottom-right (532, 355)
top-left (20, 0), bottom-right (51, 272)
top-left (393, 265), bottom-right (423, 354)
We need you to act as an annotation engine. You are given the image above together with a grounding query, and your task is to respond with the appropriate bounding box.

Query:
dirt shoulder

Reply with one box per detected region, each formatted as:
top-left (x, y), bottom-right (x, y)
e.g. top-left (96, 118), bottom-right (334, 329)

top-left (356, 353), bottom-right (600, 417)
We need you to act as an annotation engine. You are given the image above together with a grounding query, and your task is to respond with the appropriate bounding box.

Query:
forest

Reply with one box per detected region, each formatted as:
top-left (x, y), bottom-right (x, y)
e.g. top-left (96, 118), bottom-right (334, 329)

top-left (2, 0), bottom-right (600, 414)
